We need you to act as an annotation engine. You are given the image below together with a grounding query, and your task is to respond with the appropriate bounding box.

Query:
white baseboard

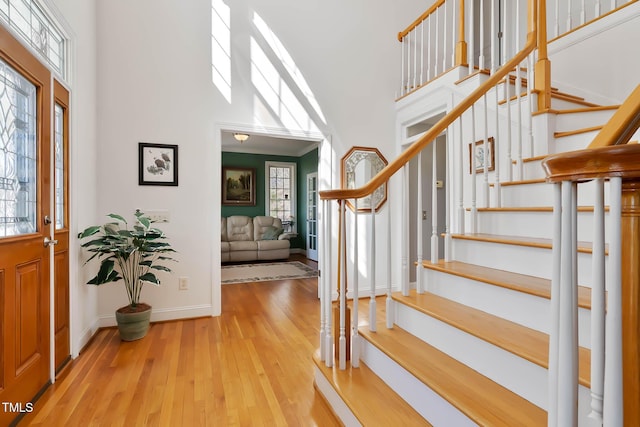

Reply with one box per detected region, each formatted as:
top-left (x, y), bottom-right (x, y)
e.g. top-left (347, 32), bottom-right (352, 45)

top-left (98, 304), bottom-right (214, 328)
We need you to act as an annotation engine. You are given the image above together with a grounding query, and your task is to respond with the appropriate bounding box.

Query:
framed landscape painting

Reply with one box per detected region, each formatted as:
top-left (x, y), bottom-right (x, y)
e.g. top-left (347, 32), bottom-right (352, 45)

top-left (222, 166), bottom-right (256, 206)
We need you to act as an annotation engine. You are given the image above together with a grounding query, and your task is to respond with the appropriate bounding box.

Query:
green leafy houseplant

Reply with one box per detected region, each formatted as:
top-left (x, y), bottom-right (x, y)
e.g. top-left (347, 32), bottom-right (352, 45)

top-left (78, 210), bottom-right (176, 340)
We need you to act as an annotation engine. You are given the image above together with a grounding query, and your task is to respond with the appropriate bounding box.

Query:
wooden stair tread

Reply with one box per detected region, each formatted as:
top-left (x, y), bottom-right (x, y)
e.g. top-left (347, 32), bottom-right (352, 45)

top-left (359, 323), bottom-right (547, 426)
top-left (554, 125), bottom-right (603, 138)
top-left (312, 352), bottom-right (431, 426)
top-left (392, 290), bottom-right (591, 387)
top-left (420, 259), bottom-right (591, 309)
top-left (451, 232), bottom-right (599, 254)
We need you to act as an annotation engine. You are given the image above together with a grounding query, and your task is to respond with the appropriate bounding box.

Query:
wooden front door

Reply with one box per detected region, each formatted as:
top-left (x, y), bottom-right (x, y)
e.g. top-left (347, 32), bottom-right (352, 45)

top-left (0, 25), bottom-right (52, 425)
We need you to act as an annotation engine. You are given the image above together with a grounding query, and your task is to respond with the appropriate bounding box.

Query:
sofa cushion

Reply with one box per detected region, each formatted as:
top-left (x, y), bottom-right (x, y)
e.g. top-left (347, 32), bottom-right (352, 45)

top-left (261, 226), bottom-right (284, 240)
top-left (221, 217), bottom-right (228, 242)
top-left (257, 239), bottom-right (289, 251)
top-left (254, 216), bottom-right (284, 240)
top-left (226, 216), bottom-right (254, 241)
top-left (221, 241), bottom-right (230, 253)
top-left (229, 240), bottom-right (258, 252)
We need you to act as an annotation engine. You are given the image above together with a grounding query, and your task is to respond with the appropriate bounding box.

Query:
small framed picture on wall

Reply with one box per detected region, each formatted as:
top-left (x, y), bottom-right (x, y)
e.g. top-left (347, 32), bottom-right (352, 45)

top-left (139, 142), bottom-right (179, 186)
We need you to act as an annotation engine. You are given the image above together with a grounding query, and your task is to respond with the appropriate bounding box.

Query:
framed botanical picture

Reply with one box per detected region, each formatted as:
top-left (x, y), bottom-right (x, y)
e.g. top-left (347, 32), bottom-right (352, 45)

top-left (469, 137), bottom-right (495, 174)
top-left (139, 143), bottom-right (179, 186)
top-left (222, 166), bottom-right (256, 206)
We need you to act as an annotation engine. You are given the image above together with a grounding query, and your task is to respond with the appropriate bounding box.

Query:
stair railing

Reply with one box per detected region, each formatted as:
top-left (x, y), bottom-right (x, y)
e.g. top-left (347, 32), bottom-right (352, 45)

top-left (547, 0), bottom-right (638, 41)
top-left (542, 84), bottom-right (640, 427)
top-left (319, 0), bottom-right (542, 369)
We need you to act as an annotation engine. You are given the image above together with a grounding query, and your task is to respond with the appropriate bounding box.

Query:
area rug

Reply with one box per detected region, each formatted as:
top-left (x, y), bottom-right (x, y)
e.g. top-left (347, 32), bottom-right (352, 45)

top-left (221, 261), bottom-right (318, 284)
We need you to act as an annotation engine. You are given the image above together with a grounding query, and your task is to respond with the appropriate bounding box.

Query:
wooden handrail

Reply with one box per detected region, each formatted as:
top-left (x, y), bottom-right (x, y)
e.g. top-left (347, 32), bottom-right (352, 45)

top-left (542, 144), bottom-right (640, 183)
top-left (397, 0), bottom-right (447, 42)
top-left (588, 84), bottom-right (640, 149)
top-left (320, 1), bottom-right (538, 202)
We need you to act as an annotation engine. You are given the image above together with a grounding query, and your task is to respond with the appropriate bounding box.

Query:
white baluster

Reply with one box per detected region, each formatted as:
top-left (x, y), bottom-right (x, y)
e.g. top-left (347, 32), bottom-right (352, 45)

top-left (567, 0), bottom-right (573, 34)
top-left (603, 177), bottom-right (623, 426)
top-left (445, 122), bottom-right (452, 261)
top-left (420, 21), bottom-right (425, 86)
top-left (401, 36), bottom-right (406, 96)
top-left (557, 181), bottom-right (578, 426)
top-left (505, 72), bottom-right (513, 182)
top-left (338, 201), bottom-right (347, 370)
top-left (482, 93), bottom-right (490, 207)
top-left (589, 178), bottom-right (605, 422)
top-left (610, 0), bottom-right (617, 12)
top-left (469, 0), bottom-right (475, 74)
top-left (457, 115), bottom-right (465, 234)
top-left (554, 0), bottom-right (561, 38)
top-left (493, 86), bottom-right (501, 207)
top-left (416, 150), bottom-right (425, 291)
top-left (320, 199), bottom-right (327, 363)
top-left (515, 69), bottom-right (524, 180)
top-left (403, 164), bottom-right (410, 296)
top-left (369, 202), bottom-right (377, 331)
top-left (479, 0), bottom-right (485, 70)
top-left (351, 199), bottom-right (359, 368)
top-left (548, 182), bottom-right (562, 427)
top-left (527, 54), bottom-right (534, 158)
top-left (443, 1), bottom-right (449, 72)
top-left (427, 16), bottom-right (432, 81)
top-left (413, 26), bottom-right (418, 90)
top-left (431, 142), bottom-right (439, 263)
top-left (386, 202), bottom-right (393, 330)
top-left (324, 199), bottom-right (333, 367)
top-left (435, 6), bottom-right (440, 77)
top-left (491, 0), bottom-right (498, 73)
top-left (580, 0), bottom-right (586, 25)
top-left (470, 104), bottom-right (478, 233)
top-left (595, 0), bottom-right (602, 17)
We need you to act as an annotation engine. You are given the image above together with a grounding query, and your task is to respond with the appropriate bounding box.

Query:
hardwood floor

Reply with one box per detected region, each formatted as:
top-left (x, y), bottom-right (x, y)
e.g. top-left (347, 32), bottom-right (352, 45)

top-left (19, 256), bottom-right (339, 426)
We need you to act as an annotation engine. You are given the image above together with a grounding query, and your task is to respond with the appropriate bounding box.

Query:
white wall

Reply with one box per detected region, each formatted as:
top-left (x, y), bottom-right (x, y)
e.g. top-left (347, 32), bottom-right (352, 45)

top-left (84, 0), bottom-right (427, 324)
top-left (48, 0), bottom-right (100, 355)
top-left (549, 2), bottom-right (640, 104)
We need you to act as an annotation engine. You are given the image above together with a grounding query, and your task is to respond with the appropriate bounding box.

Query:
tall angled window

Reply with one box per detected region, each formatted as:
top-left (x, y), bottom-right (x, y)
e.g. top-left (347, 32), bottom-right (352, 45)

top-left (0, 58), bottom-right (38, 237)
top-left (265, 161), bottom-right (296, 231)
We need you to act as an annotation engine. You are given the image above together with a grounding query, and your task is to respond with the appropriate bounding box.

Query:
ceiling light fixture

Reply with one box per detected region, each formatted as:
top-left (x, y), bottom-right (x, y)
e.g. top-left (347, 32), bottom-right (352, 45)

top-left (233, 133), bottom-right (250, 143)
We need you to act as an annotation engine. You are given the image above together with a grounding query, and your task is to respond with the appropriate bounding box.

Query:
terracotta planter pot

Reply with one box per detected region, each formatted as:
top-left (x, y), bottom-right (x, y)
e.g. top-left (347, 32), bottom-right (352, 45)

top-left (115, 303), bottom-right (151, 341)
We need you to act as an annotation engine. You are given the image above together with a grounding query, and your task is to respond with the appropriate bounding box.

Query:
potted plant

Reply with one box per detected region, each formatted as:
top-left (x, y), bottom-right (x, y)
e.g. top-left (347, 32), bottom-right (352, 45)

top-left (78, 210), bottom-right (176, 341)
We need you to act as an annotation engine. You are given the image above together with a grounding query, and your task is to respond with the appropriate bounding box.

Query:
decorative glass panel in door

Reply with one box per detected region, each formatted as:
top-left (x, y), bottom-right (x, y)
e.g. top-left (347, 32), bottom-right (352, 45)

top-left (0, 58), bottom-right (37, 237)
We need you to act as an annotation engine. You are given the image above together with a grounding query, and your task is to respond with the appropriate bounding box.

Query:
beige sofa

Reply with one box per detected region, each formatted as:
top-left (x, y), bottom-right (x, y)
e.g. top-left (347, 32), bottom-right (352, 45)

top-left (221, 216), bottom-right (291, 262)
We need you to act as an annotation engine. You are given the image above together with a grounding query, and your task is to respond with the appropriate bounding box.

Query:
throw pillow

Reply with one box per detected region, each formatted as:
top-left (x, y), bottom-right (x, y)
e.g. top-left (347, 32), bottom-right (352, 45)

top-left (262, 226), bottom-right (284, 240)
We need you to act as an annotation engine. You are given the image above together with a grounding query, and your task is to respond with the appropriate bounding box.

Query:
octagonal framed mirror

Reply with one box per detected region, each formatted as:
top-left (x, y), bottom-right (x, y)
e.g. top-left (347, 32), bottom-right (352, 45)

top-left (341, 146), bottom-right (388, 212)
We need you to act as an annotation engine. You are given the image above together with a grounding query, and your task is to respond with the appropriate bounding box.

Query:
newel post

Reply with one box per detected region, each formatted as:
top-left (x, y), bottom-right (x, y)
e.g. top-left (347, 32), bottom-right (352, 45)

top-left (535, 0), bottom-right (552, 111)
top-left (621, 179), bottom-right (640, 426)
top-left (455, 0), bottom-right (468, 66)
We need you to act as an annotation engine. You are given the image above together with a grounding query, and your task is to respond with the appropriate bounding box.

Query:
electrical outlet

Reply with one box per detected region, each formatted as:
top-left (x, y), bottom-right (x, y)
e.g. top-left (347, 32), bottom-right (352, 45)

top-left (145, 210), bottom-right (170, 223)
top-left (178, 277), bottom-right (189, 290)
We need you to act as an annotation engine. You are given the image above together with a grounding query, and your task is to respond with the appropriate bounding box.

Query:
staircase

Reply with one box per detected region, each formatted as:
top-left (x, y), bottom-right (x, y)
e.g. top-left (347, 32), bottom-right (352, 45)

top-left (314, 1), bottom-right (640, 426)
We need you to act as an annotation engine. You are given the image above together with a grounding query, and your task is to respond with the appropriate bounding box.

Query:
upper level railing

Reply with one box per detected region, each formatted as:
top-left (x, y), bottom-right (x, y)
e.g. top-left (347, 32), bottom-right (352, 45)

top-left (542, 84), bottom-right (640, 426)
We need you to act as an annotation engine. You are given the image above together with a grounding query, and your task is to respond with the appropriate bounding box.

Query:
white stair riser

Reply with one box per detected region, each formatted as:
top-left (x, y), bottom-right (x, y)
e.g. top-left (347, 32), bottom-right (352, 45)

top-left (313, 369), bottom-right (362, 427)
top-left (551, 97), bottom-right (595, 110)
top-left (395, 302), bottom-right (549, 409)
top-left (554, 130), bottom-right (599, 152)
top-left (423, 268), bottom-right (592, 349)
top-left (452, 238), bottom-right (603, 288)
top-left (499, 180), bottom-right (611, 207)
top-left (477, 210), bottom-right (610, 242)
top-left (554, 109), bottom-right (616, 133)
top-left (359, 338), bottom-right (475, 427)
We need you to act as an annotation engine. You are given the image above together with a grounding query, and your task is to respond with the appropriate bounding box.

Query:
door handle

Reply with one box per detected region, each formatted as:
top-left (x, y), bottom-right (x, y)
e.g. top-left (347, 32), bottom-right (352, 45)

top-left (44, 237), bottom-right (59, 247)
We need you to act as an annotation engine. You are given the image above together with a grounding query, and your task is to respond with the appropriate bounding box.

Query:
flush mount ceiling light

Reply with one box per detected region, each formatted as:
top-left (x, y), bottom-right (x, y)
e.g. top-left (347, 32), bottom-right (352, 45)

top-left (233, 133), bottom-right (250, 143)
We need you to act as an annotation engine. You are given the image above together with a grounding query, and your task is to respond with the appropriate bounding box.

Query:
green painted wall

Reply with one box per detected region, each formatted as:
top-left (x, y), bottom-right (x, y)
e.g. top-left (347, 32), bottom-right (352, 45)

top-left (221, 149), bottom-right (318, 250)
